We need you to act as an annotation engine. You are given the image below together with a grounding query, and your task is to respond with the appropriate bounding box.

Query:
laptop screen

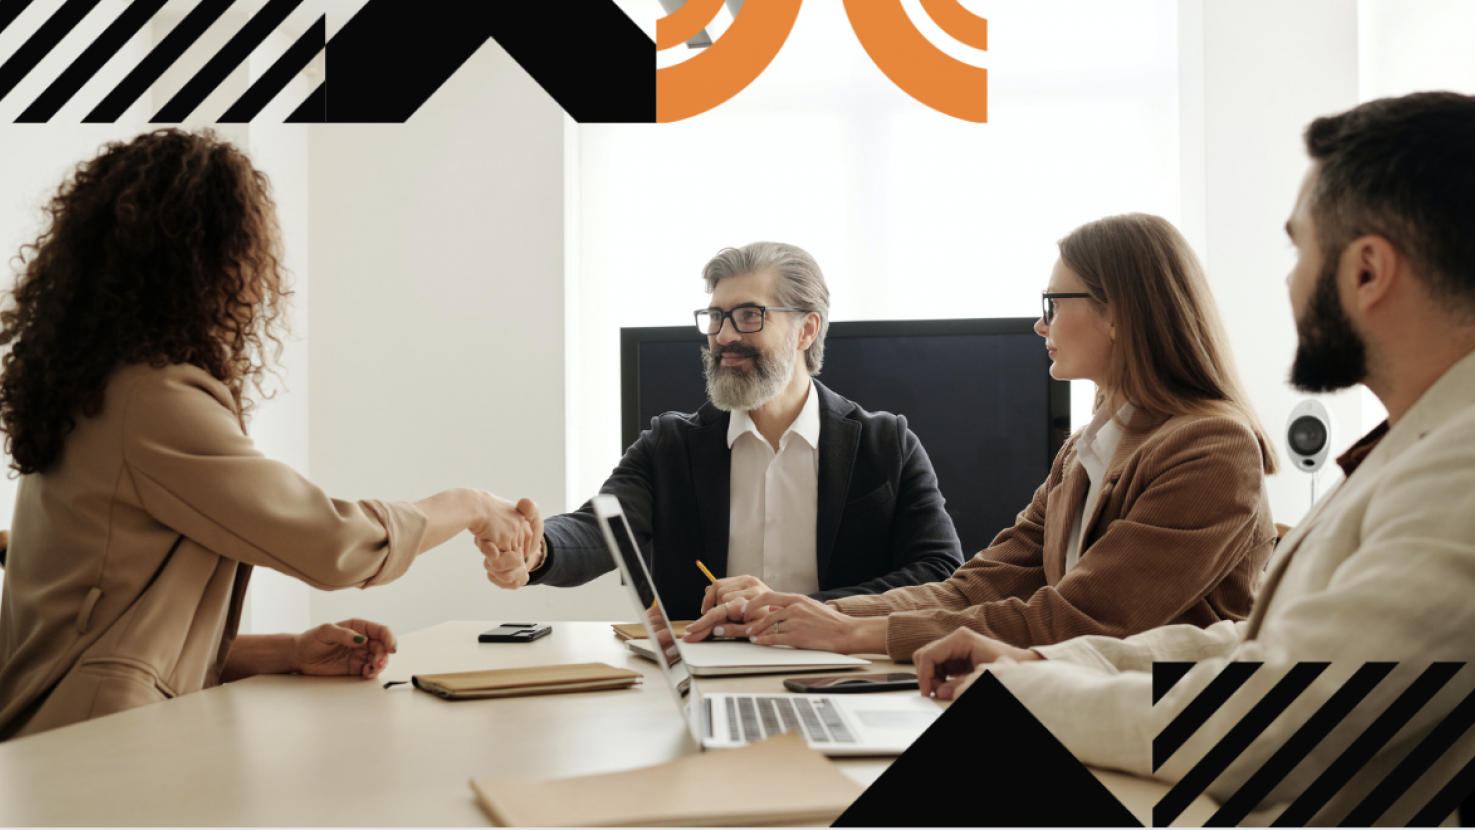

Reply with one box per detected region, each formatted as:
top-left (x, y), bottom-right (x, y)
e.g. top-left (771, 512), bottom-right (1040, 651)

top-left (591, 496), bottom-right (693, 713)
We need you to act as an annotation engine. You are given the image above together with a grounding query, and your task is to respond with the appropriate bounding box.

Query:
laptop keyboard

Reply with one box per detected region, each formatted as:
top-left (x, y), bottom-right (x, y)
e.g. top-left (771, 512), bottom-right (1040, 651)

top-left (722, 695), bottom-right (856, 744)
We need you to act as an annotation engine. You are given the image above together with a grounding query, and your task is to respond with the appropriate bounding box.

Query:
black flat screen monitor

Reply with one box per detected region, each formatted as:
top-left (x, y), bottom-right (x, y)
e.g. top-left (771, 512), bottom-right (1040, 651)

top-left (620, 318), bottom-right (1071, 556)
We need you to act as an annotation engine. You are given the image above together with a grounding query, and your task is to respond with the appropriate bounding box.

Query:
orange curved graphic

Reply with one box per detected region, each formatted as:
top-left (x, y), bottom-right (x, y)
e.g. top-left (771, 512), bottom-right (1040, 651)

top-left (920, 0), bottom-right (988, 51)
top-left (656, 0), bottom-right (804, 123)
top-left (656, 0), bottom-right (726, 51)
top-left (842, 0), bottom-right (988, 123)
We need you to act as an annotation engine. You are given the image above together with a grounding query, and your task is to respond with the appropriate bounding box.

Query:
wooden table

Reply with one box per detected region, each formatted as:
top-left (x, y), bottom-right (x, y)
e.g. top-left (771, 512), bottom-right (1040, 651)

top-left (0, 620), bottom-right (1213, 826)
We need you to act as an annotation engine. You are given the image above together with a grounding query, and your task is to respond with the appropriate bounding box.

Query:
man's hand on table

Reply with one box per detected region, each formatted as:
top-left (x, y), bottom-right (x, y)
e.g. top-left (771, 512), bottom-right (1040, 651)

top-left (911, 628), bottom-right (1042, 700)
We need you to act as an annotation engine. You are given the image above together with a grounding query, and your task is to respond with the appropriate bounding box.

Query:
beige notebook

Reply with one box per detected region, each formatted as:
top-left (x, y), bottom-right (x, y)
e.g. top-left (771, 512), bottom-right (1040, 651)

top-left (411, 662), bottom-right (642, 700)
top-left (471, 732), bottom-right (862, 827)
top-left (612, 621), bottom-right (693, 641)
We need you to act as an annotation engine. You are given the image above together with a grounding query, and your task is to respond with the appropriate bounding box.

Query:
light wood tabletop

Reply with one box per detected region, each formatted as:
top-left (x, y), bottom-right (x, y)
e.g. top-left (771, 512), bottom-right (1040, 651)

top-left (0, 620), bottom-right (1215, 826)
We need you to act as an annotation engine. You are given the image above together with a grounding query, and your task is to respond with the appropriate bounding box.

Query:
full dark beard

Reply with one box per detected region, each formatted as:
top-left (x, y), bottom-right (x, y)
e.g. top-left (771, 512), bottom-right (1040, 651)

top-left (702, 339), bottom-right (795, 411)
top-left (1289, 259), bottom-right (1368, 393)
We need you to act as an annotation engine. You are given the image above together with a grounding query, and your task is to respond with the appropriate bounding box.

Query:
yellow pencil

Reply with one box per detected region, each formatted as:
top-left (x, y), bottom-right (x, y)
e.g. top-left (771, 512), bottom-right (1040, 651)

top-left (696, 560), bottom-right (718, 584)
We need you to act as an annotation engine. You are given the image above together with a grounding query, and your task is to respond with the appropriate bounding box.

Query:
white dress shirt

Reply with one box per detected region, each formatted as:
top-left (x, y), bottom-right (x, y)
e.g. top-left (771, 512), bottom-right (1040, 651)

top-left (726, 379), bottom-right (821, 594)
top-left (1064, 402), bottom-right (1134, 573)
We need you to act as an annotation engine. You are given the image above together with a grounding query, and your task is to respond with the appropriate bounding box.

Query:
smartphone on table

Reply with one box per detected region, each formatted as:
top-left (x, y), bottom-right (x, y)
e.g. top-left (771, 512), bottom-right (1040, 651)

top-left (478, 623), bottom-right (553, 643)
top-left (783, 672), bottom-right (919, 693)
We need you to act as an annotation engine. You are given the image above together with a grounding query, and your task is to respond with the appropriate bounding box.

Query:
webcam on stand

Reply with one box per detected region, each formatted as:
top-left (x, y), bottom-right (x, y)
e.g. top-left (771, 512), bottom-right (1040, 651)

top-left (1286, 399), bottom-right (1336, 505)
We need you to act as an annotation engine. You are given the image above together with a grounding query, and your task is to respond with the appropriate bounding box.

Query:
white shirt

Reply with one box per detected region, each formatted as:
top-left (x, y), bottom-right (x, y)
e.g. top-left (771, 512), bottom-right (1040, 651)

top-left (725, 379), bottom-right (821, 594)
top-left (1064, 402), bottom-right (1134, 573)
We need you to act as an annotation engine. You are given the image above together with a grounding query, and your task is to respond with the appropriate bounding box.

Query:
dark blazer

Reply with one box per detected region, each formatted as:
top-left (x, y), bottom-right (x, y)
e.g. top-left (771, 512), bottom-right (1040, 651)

top-left (531, 380), bottom-right (964, 620)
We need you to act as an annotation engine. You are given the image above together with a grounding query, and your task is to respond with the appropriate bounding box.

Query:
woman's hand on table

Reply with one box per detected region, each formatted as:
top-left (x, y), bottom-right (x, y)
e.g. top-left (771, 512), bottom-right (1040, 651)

top-left (741, 592), bottom-right (884, 654)
top-left (292, 618), bottom-right (398, 680)
top-left (911, 628), bottom-right (1041, 700)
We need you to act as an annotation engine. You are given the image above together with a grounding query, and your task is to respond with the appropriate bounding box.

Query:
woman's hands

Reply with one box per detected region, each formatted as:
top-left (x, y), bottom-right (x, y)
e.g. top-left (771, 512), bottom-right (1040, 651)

top-left (223, 619), bottom-right (399, 682)
top-left (292, 618), bottom-right (398, 680)
top-left (683, 591), bottom-right (888, 654)
top-left (911, 628), bottom-right (1042, 699)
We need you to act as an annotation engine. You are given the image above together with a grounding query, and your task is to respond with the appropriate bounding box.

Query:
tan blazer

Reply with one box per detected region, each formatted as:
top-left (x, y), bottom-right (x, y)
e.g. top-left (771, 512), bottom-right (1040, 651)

top-left (0, 363), bottom-right (428, 741)
top-left (1003, 349), bottom-right (1475, 825)
top-left (830, 407), bottom-right (1276, 660)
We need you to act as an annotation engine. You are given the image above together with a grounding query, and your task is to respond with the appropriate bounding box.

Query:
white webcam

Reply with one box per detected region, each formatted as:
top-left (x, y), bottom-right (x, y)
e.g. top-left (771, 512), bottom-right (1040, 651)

top-left (1286, 400), bottom-right (1337, 504)
top-left (1285, 399), bottom-right (1333, 473)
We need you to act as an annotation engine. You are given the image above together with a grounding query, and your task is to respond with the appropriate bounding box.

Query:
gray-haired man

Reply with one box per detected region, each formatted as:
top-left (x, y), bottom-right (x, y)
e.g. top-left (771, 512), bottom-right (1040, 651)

top-left (491, 241), bottom-right (964, 620)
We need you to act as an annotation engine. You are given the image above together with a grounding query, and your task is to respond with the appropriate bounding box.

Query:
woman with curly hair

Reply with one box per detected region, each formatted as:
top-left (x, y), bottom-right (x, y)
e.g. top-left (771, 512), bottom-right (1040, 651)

top-left (0, 129), bottom-right (539, 741)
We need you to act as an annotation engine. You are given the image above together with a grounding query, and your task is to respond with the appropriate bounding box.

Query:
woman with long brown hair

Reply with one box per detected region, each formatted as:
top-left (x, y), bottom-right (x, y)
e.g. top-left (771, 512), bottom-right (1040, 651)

top-left (0, 129), bottom-right (540, 740)
top-left (684, 213), bottom-right (1279, 660)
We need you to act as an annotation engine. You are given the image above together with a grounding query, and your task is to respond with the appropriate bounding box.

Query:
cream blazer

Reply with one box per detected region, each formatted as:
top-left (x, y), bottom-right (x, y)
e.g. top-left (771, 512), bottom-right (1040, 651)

top-left (0, 363), bottom-right (428, 741)
top-left (999, 349), bottom-right (1475, 825)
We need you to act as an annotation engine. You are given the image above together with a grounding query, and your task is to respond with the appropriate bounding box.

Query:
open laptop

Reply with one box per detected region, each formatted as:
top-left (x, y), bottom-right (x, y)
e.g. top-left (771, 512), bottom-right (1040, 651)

top-left (593, 494), bottom-right (945, 756)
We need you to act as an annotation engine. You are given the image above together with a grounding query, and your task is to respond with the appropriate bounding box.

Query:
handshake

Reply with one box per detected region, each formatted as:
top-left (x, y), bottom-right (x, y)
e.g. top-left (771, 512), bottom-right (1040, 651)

top-left (465, 492), bottom-right (546, 589)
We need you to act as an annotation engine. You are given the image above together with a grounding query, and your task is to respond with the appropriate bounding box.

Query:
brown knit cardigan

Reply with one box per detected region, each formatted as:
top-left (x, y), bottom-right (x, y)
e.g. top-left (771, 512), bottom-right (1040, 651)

top-left (829, 407), bottom-right (1276, 660)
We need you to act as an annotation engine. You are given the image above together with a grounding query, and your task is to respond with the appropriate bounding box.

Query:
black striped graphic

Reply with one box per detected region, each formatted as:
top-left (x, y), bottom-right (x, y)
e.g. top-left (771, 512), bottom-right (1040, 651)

top-left (217, 14), bottom-right (321, 122)
top-left (1153, 661), bottom-right (1260, 770)
top-left (0, 0), bottom-right (103, 105)
top-left (1206, 662), bottom-right (1394, 826)
top-left (85, 0), bottom-right (236, 123)
top-left (3, 0), bottom-right (654, 123)
top-left (16, 0), bottom-right (164, 121)
top-left (1153, 662), bottom-right (1475, 827)
top-left (151, 0), bottom-right (302, 122)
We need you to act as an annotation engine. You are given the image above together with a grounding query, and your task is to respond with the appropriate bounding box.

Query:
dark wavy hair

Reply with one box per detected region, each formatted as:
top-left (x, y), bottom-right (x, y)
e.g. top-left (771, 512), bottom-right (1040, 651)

top-left (0, 128), bottom-right (290, 474)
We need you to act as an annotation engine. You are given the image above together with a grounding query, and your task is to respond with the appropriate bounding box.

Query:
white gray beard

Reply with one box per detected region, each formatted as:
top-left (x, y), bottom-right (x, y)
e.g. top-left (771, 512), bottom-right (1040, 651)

top-left (705, 336), bottom-right (799, 412)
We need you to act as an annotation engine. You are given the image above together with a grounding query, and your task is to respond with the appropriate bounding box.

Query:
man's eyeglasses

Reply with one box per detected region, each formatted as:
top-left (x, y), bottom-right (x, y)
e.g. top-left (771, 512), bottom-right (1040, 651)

top-left (1041, 292), bottom-right (1097, 325)
top-left (695, 306), bottom-right (805, 335)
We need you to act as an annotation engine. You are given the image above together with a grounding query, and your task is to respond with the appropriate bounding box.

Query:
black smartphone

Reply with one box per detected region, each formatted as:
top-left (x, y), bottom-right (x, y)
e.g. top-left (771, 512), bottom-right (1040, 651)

top-left (478, 623), bottom-right (553, 643)
top-left (783, 672), bottom-right (919, 693)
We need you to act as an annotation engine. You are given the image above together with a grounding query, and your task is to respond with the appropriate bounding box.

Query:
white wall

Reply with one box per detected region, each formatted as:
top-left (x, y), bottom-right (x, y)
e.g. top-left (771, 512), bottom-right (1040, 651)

top-left (1182, 0), bottom-right (1363, 526)
top-left (303, 39), bottom-right (591, 633)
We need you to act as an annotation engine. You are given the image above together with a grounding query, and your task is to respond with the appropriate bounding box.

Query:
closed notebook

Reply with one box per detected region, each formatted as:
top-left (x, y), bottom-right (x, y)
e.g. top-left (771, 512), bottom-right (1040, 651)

top-left (412, 662), bottom-right (642, 700)
top-left (470, 732), bottom-right (862, 827)
top-left (612, 621), bottom-right (693, 641)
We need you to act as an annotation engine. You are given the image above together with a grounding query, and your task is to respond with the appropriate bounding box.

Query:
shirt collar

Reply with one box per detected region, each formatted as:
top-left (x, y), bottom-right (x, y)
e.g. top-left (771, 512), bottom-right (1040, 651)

top-left (726, 378), bottom-right (820, 450)
top-left (1336, 420), bottom-right (1389, 478)
top-left (1077, 401), bottom-right (1134, 473)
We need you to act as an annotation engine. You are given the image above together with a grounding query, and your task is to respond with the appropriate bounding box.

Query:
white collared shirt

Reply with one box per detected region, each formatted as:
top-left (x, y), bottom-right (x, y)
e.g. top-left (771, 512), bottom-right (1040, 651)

top-left (1065, 402), bottom-right (1134, 573)
top-left (726, 379), bottom-right (822, 594)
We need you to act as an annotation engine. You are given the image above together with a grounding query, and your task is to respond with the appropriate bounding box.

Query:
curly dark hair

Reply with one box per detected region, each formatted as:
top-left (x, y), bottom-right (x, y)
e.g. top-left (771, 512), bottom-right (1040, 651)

top-left (0, 128), bottom-right (290, 474)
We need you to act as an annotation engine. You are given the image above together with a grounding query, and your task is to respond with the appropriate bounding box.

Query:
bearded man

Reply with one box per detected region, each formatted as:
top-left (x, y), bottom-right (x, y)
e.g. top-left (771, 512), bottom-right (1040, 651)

top-left (496, 241), bottom-right (963, 620)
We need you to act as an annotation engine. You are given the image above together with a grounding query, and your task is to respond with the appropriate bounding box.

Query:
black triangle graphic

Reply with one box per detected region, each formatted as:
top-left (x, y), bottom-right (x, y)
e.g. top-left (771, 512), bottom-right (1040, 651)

top-left (834, 672), bottom-right (1142, 827)
top-left (1154, 662), bottom-right (1196, 704)
top-left (285, 81), bottom-right (325, 123)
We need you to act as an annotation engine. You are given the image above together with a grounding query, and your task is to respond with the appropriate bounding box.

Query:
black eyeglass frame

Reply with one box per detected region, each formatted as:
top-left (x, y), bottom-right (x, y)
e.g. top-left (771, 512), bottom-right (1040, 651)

top-left (1040, 292), bottom-right (1097, 325)
top-left (694, 305), bottom-right (806, 335)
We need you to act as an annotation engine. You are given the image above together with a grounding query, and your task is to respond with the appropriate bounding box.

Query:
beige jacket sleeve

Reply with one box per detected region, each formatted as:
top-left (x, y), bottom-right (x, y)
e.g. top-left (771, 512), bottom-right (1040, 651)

top-left (120, 365), bottom-right (428, 590)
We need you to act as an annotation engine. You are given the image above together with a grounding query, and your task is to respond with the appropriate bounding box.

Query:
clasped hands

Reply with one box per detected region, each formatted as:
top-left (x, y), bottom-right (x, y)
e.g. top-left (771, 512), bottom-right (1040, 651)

top-left (472, 494), bottom-right (545, 589)
top-left (683, 590), bottom-right (867, 653)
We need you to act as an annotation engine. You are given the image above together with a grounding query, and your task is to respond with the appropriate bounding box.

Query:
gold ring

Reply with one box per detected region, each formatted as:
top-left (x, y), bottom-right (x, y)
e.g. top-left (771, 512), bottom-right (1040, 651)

top-left (773, 621), bottom-right (780, 635)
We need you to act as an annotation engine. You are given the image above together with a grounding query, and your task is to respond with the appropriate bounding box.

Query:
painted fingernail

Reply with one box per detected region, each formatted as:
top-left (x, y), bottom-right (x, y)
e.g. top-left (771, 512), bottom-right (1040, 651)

top-left (353, 635), bottom-right (366, 644)
top-left (390, 645), bottom-right (398, 654)
top-left (714, 626), bottom-right (725, 637)
top-left (744, 626), bottom-right (752, 636)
